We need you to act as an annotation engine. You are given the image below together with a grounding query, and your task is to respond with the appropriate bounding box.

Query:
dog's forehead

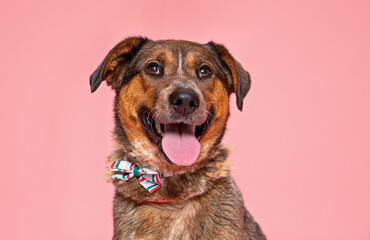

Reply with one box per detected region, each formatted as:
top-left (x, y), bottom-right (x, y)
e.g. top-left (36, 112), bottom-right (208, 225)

top-left (139, 40), bottom-right (214, 61)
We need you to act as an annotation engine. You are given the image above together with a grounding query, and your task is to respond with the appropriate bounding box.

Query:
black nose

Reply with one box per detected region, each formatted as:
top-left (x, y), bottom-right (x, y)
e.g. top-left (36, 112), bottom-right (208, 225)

top-left (169, 89), bottom-right (200, 116)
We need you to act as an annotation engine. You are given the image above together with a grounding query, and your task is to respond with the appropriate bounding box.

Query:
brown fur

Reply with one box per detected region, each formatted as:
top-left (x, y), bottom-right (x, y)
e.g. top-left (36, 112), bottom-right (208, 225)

top-left (90, 37), bottom-right (266, 240)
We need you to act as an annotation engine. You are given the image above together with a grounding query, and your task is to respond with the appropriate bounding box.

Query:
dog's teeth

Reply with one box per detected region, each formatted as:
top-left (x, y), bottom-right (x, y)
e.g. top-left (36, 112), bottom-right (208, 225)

top-left (155, 122), bottom-right (163, 136)
top-left (155, 122), bottom-right (160, 132)
top-left (193, 126), bottom-right (196, 133)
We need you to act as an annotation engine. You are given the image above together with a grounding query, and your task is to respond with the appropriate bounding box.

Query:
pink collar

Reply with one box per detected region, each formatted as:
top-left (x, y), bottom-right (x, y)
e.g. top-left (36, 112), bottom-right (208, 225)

top-left (146, 199), bottom-right (171, 203)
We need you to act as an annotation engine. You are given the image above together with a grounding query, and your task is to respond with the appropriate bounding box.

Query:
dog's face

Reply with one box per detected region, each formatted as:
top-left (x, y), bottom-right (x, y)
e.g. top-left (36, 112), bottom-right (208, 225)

top-left (90, 38), bottom-right (250, 172)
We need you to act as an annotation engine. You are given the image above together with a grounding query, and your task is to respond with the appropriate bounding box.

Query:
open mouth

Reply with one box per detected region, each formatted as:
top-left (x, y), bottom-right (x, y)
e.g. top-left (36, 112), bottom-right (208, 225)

top-left (139, 108), bottom-right (213, 166)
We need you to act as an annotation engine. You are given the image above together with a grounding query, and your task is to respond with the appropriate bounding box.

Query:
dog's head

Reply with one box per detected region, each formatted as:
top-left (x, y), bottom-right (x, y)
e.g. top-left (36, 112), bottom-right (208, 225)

top-left (90, 37), bottom-right (251, 172)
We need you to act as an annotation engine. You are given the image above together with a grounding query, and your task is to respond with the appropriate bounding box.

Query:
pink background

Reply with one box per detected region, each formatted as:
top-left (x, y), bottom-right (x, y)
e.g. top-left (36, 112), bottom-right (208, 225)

top-left (1, 0), bottom-right (369, 239)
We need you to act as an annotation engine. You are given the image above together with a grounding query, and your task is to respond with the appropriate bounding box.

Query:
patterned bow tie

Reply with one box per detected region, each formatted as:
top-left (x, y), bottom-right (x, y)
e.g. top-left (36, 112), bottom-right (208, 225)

top-left (110, 157), bottom-right (176, 193)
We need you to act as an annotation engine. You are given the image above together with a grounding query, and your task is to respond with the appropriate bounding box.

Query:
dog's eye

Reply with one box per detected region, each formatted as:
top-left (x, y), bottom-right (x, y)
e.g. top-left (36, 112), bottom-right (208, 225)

top-left (199, 65), bottom-right (211, 78)
top-left (146, 63), bottom-right (161, 75)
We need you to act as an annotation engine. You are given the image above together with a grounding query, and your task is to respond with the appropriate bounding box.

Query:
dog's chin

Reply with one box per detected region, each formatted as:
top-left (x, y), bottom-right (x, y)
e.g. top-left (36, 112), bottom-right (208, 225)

top-left (139, 108), bottom-right (213, 166)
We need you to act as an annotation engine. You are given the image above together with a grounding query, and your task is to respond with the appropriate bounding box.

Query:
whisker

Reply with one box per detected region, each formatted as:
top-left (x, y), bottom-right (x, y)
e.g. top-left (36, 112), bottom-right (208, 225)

top-left (147, 107), bottom-right (160, 126)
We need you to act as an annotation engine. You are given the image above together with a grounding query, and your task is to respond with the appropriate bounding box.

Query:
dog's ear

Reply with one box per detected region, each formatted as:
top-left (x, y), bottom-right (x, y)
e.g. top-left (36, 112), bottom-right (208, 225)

top-left (208, 42), bottom-right (251, 111)
top-left (90, 37), bottom-right (148, 93)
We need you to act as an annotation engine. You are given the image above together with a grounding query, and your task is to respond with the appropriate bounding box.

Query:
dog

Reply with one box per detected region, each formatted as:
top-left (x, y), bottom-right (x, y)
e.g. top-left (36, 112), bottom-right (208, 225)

top-left (90, 37), bottom-right (266, 240)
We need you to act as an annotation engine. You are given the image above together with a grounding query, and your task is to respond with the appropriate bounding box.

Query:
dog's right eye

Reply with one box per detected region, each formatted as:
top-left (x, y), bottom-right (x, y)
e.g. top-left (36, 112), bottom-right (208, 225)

top-left (146, 63), bottom-right (161, 75)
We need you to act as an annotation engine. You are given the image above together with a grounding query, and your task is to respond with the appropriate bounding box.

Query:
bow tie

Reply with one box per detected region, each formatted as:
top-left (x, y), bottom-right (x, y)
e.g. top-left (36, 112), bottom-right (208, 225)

top-left (110, 157), bottom-right (176, 193)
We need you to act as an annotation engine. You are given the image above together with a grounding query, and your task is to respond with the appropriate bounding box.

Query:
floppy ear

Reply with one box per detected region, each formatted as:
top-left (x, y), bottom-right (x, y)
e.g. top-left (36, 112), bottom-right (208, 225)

top-left (208, 42), bottom-right (251, 111)
top-left (90, 37), bottom-right (148, 93)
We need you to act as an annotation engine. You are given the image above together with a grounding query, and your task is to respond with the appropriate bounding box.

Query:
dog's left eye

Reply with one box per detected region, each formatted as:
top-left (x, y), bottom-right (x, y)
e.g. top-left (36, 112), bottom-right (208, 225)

top-left (199, 65), bottom-right (211, 78)
top-left (146, 63), bottom-right (161, 75)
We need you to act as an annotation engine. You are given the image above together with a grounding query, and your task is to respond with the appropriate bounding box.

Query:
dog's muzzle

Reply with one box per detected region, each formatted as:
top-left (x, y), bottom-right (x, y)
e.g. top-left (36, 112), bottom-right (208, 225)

top-left (139, 88), bottom-right (213, 166)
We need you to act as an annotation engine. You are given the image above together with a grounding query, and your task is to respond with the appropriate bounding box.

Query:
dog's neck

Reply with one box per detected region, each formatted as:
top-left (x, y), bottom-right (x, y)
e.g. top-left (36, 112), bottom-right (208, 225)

top-left (106, 145), bottom-right (232, 204)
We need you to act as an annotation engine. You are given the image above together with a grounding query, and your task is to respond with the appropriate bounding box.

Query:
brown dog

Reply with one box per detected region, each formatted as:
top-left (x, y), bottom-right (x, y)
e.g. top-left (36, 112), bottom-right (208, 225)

top-left (90, 37), bottom-right (266, 240)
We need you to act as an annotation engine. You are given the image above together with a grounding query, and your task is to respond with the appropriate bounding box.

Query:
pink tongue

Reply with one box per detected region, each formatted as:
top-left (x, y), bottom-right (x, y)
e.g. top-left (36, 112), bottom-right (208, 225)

top-left (162, 123), bottom-right (200, 166)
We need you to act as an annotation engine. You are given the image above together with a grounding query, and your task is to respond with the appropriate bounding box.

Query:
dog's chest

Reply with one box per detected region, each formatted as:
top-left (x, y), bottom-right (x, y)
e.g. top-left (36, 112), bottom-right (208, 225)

top-left (121, 201), bottom-right (199, 240)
